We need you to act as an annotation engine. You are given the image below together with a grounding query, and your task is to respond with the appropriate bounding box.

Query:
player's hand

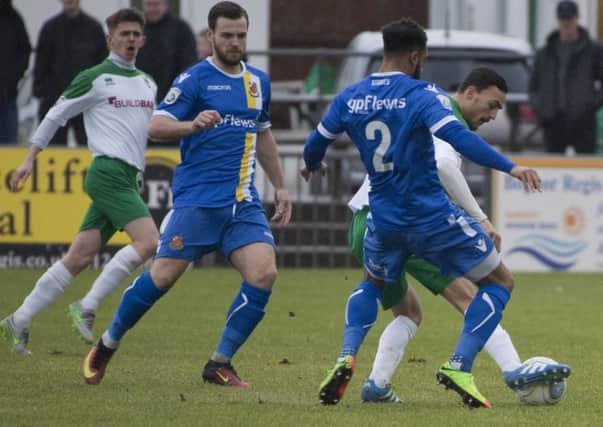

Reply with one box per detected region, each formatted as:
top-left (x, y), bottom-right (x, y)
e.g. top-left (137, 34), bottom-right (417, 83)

top-left (480, 218), bottom-right (501, 252)
top-left (510, 166), bottom-right (541, 193)
top-left (10, 160), bottom-right (34, 192)
top-left (270, 188), bottom-right (292, 227)
top-left (191, 110), bottom-right (222, 132)
top-left (300, 161), bottom-right (328, 182)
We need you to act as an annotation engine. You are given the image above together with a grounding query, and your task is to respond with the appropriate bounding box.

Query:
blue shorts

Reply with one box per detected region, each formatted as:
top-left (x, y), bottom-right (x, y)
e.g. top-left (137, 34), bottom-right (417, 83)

top-left (156, 200), bottom-right (275, 260)
top-left (363, 205), bottom-right (500, 283)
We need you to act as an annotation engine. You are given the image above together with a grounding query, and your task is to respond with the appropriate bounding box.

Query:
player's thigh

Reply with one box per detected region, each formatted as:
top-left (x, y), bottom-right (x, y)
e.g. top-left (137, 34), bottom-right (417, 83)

top-left (381, 275), bottom-right (408, 311)
top-left (156, 206), bottom-right (229, 261)
top-left (85, 156), bottom-right (151, 236)
top-left (79, 203), bottom-right (117, 247)
top-left (123, 216), bottom-right (159, 259)
top-left (348, 207), bottom-right (369, 265)
top-left (405, 255), bottom-right (455, 296)
top-left (416, 211), bottom-right (500, 283)
top-left (362, 221), bottom-right (409, 284)
top-left (222, 200), bottom-right (277, 289)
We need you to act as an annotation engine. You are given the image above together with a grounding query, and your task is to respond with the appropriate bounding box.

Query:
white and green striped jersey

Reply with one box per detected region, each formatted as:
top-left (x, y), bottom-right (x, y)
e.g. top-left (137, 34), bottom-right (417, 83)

top-left (34, 54), bottom-right (157, 171)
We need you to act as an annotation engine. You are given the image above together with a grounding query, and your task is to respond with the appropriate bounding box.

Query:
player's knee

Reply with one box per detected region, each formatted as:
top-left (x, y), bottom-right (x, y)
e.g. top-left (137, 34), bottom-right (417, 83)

top-left (392, 302), bottom-right (422, 326)
top-left (249, 265), bottom-right (278, 290)
top-left (501, 271), bottom-right (515, 293)
top-left (63, 251), bottom-right (94, 275)
top-left (138, 232), bottom-right (159, 260)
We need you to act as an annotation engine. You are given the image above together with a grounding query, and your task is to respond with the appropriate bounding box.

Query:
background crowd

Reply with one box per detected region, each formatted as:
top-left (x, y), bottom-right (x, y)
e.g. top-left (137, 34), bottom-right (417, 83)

top-left (2, 0), bottom-right (603, 155)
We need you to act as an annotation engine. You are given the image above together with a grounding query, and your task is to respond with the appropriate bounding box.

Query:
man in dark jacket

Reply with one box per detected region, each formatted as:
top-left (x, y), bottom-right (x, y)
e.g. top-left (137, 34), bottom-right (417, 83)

top-left (33, 0), bottom-right (107, 146)
top-left (137, 0), bottom-right (197, 103)
top-left (529, 0), bottom-right (603, 154)
top-left (0, 0), bottom-right (31, 144)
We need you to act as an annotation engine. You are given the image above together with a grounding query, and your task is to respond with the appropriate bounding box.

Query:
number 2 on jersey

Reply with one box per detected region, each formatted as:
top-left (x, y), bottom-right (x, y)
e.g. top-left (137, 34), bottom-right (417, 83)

top-left (366, 120), bottom-right (393, 172)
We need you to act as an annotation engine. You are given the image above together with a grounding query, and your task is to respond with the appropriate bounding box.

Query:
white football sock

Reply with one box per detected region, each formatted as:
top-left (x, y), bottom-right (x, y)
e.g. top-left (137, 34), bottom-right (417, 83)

top-left (483, 324), bottom-right (522, 372)
top-left (369, 315), bottom-right (418, 388)
top-left (13, 261), bottom-right (74, 329)
top-left (80, 245), bottom-right (143, 312)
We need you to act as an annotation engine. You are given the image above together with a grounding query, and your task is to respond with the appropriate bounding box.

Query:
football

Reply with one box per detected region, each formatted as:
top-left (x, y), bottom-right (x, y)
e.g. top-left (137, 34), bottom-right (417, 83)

top-left (516, 357), bottom-right (567, 405)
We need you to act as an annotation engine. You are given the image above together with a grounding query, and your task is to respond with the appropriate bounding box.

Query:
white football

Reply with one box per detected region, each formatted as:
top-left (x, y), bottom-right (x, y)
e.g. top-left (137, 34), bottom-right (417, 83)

top-left (516, 357), bottom-right (567, 405)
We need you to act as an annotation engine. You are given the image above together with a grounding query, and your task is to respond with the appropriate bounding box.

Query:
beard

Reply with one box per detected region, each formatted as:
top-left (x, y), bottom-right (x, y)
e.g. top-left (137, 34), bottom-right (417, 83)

top-left (213, 44), bottom-right (244, 67)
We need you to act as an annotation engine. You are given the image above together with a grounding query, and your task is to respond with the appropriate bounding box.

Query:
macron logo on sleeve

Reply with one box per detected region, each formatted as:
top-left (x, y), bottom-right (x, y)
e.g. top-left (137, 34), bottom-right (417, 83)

top-left (177, 72), bottom-right (191, 84)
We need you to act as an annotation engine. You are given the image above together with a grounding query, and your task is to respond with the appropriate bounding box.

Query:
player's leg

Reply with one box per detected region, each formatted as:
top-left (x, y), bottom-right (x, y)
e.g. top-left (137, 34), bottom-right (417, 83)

top-left (415, 209), bottom-right (504, 407)
top-left (362, 283), bottom-right (421, 403)
top-left (351, 206), bottom-right (421, 402)
top-left (69, 159), bottom-right (159, 343)
top-left (1, 228), bottom-right (101, 355)
top-left (83, 206), bottom-right (217, 385)
top-left (320, 218), bottom-right (405, 405)
top-left (439, 277), bottom-right (525, 385)
top-left (203, 200), bottom-right (278, 387)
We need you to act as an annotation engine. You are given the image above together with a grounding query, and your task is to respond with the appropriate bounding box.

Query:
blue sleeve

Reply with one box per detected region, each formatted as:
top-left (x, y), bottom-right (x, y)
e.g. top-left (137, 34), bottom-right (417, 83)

top-left (303, 95), bottom-right (345, 171)
top-left (259, 74), bottom-right (271, 125)
top-left (156, 70), bottom-right (199, 121)
top-left (303, 129), bottom-right (333, 171)
top-left (435, 121), bottom-right (516, 173)
top-left (415, 85), bottom-right (459, 135)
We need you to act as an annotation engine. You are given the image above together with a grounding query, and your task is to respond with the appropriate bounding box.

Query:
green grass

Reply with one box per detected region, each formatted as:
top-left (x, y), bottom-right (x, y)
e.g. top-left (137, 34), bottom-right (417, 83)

top-left (1, 269), bottom-right (602, 426)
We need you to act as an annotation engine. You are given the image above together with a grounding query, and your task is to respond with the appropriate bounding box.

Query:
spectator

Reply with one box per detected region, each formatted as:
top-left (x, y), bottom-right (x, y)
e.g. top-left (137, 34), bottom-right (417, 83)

top-left (529, 0), bottom-right (603, 154)
top-left (137, 0), bottom-right (197, 104)
top-left (196, 28), bottom-right (212, 60)
top-left (0, 0), bottom-right (31, 144)
top-left (33, 0), bottom-right (106, 146)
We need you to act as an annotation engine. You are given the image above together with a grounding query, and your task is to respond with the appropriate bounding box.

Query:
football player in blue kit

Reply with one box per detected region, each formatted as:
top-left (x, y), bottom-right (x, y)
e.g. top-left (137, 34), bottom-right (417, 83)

top-left (83, 1), bottom-right (292, 387)
top-left (302, 18), bottom-right (543, 408)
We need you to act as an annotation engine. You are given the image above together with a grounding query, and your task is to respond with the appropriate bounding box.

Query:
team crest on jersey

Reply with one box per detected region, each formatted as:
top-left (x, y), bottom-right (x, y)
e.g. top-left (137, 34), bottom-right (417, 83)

top-left (104, 77), bottom-right (115, 86)
top-left (163, 87), bottom-right (181, 105)
top-left (437, 94), bottom-right (452, 110)
top-left (169, 235), bottom-right (184, 250)
top-left (248, 81), bottom-right (259, 98)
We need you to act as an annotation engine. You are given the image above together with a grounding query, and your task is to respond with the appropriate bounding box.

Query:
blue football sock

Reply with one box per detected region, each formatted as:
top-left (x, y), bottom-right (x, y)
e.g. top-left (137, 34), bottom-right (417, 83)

top-left (107, 271), bottom-right (166, 342)
top-left (449, 283), bottom-right (510, 372)
top-left (215, 282), bottom-right (271, 359)
top-left (340, 279), bottom-right (383, 358)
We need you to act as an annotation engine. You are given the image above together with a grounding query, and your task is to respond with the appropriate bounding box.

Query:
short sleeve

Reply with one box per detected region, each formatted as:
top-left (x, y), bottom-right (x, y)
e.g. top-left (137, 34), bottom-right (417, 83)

top-left (258, 75), bottom-right (271, 130)
top-left (414, 85), bottom-right (459, 135)
top-left (155, 70), bottom-right (199, 121)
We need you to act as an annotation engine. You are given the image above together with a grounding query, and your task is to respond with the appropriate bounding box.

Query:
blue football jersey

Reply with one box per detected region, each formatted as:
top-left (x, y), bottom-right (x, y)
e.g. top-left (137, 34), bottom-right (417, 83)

top-left (155, 58), bottom-right (271, 208)
top-left (317, 71), bottom-right (460, 232)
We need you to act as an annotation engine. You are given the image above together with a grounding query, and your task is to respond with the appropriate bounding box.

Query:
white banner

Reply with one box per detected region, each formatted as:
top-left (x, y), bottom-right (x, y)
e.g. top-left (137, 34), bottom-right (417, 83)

top-left (492, 158), bottom-right (603, 272)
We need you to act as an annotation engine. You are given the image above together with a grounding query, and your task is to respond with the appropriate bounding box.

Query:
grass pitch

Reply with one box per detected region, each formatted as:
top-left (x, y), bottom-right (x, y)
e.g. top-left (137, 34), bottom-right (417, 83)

top-left (0, 268), bottom-right (602, 426)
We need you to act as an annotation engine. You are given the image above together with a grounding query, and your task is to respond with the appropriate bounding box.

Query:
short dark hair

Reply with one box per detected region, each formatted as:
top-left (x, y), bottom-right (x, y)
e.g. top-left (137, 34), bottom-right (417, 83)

top-left (381, 17), bottom-right (427, 56)
top-left (208, 1), bottom-right (249, 30)
top-left (458, 67), bottom-right (508, 93)
top-left (106, 8), bottom-right (145, 32)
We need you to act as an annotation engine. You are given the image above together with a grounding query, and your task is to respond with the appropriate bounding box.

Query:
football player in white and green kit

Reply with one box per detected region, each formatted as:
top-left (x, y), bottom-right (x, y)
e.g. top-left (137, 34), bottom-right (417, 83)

top-left (1, 8), bottom-right (159, 355)
top-left (347, 68), bottom-right (570, 404)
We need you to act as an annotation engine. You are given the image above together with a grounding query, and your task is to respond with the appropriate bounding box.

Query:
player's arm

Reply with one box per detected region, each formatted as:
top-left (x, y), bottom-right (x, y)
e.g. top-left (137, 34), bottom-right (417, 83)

top-left (301, 96), bottom-right (344, 181)
top-left (434, 122), bottom-right (541, 192)
top-left (148, 110), bottom-right (221, 141)
top-left (436, 146), bottom-right (501, 250)
top-left (12, 70), bottom-right (100, 191)
top-left (256, 129), bottom-right (292, 227)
